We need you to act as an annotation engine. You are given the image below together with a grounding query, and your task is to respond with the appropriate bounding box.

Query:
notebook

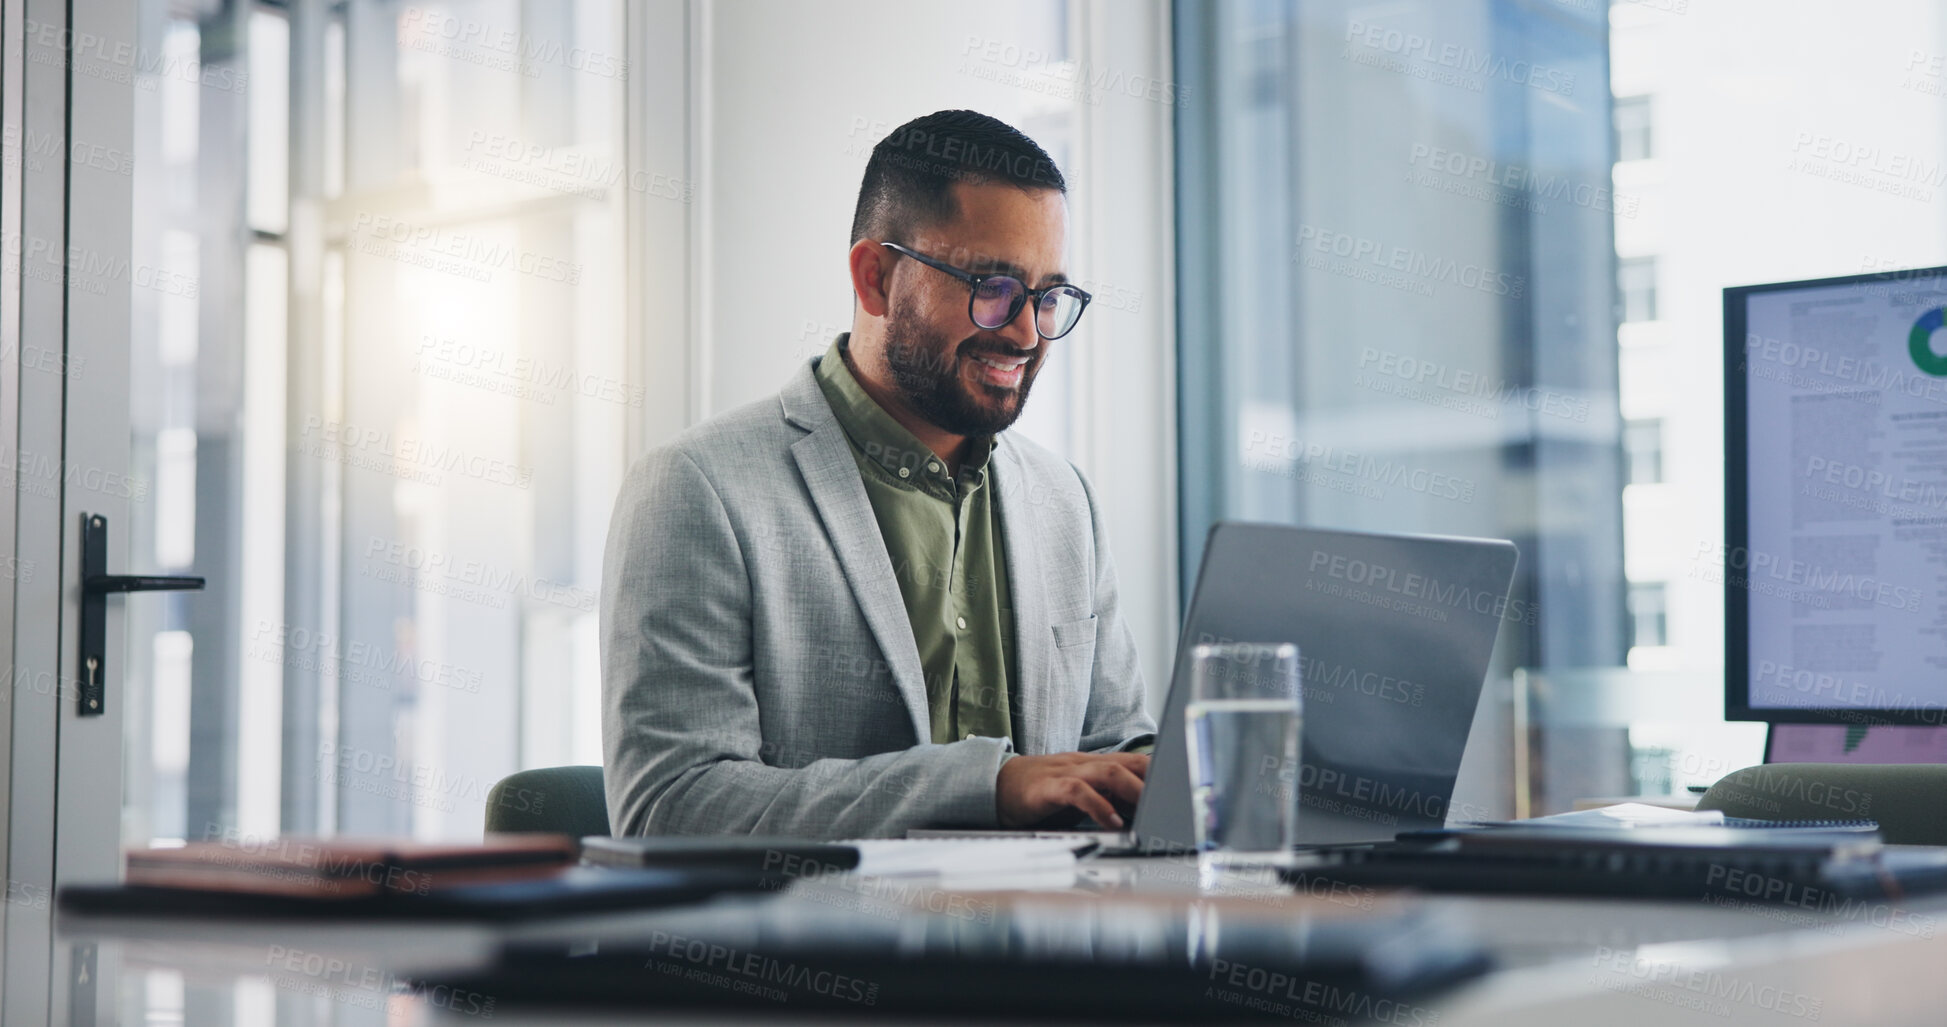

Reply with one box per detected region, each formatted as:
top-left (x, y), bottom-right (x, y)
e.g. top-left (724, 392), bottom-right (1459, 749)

top-left (1291, 825), bottom-right (1946, 902)
top-left (60, 866), bottom-right (772, 922)
top-left (123, 835), bottom-right (578, 898)
top-left (1446, 802), bottom-right (1878, 833)
top-left (583, 835), bottom-right (1094, 877)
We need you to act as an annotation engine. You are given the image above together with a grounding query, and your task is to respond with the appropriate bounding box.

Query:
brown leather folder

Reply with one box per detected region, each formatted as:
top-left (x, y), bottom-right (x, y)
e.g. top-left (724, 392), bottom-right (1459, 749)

top-left (122, 834), bottom-right (578, 898)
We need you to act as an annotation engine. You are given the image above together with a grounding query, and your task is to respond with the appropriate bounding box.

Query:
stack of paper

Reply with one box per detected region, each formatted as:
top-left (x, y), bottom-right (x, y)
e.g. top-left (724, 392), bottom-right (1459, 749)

top-left (1494, 803), bottom-right (1727, 829)
top-left (844, 838), bottom-right (1087, 877)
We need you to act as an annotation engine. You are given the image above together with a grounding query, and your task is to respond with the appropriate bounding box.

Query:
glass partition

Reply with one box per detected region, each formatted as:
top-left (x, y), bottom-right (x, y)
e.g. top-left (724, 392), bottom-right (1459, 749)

top-left (124, 0), bottom-right (629, 850)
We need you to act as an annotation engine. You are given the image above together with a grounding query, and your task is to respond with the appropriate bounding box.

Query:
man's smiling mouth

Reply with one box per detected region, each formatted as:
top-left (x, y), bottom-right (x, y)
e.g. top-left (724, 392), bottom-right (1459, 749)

top-left (968, 351), bottom-right (1029, 389)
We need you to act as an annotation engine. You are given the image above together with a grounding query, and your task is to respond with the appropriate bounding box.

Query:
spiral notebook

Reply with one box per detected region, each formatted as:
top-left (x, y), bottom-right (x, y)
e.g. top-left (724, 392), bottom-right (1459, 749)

top-left (1449, 802), bottom-right (1877, 833)
top-left (1293, 824), bottom-right (1947, 902)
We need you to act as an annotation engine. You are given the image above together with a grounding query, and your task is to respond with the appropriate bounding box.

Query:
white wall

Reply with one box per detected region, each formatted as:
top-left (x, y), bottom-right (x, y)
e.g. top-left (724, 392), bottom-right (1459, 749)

top-left (629, 0), bottom-right (1181, 711)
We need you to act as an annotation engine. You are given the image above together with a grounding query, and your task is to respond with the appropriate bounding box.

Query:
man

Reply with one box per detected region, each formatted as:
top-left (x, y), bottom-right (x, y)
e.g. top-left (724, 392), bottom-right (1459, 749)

top-left (601, 110), bottom-right (1154, 839)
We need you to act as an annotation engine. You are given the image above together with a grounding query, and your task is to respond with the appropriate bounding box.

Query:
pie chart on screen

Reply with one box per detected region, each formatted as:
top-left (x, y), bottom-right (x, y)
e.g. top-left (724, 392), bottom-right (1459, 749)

top-left (1910, 307), bottom-right (1947, 375)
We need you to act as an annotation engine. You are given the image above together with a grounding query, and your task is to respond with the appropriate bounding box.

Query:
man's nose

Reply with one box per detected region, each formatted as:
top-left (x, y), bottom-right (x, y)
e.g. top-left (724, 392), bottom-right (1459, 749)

top-left (994, 299), bottom-right (1041, 352)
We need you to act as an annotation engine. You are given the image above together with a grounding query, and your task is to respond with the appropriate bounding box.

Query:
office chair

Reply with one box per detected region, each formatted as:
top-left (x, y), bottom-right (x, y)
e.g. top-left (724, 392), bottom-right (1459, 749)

top-left (1696, 763), bottom-right (1947, 845)
top-left (485, 764), bottom-right (611, 838)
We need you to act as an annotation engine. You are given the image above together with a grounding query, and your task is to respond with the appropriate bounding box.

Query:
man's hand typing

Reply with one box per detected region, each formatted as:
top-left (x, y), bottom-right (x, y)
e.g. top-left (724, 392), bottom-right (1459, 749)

top-left (995, 752), bottom-right (1149, 829)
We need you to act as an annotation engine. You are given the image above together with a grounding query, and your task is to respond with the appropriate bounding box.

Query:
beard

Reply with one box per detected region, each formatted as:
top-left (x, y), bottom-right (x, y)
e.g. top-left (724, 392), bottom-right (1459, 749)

top-left (880, 300), bottom-right (1040, 438)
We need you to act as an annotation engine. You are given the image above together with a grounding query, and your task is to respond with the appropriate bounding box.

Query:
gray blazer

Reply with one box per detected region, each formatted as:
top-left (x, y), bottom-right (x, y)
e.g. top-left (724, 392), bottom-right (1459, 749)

top-left (600, 356), bottom-right (1156, 839)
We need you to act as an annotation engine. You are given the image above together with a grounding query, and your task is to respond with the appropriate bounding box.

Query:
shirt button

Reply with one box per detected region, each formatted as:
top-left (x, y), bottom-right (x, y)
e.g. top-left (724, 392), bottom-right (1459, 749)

top-left (965, 733), bottom-right (976, 741)
top-left (897, 466), bottom-right (911, 479)
top-left (956, 616), bottom-right (968, 629)
top-left (928, 461), bottom-right (941, 473)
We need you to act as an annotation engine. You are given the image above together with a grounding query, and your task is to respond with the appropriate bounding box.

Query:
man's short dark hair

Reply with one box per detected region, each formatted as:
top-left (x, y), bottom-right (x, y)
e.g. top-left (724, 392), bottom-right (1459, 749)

top-left (848, 109), bottom-right (1066, 246)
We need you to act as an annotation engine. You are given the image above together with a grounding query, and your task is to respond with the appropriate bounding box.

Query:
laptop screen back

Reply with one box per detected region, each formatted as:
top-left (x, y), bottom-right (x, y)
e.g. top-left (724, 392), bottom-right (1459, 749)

top-left (1131, 522), bottom-right (1519, 851)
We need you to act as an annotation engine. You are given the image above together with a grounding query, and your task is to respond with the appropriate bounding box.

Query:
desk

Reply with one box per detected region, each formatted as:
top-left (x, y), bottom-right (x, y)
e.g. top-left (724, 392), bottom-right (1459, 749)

top-left (48, 852), bottom-right (1947, 1026)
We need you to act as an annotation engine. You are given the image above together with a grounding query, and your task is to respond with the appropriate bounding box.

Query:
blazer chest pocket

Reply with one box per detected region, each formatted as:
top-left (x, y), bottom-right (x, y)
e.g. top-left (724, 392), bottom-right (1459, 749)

top-left (1051, 615), bottom-right (1098, 650)
top-left (1046, 615), bottom-right (1099, 744)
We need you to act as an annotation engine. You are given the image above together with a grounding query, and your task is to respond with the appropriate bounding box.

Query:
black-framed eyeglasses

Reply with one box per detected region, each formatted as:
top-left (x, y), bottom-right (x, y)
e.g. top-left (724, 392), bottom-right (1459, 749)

top-left (881, 242), bottom-right (1092, 341)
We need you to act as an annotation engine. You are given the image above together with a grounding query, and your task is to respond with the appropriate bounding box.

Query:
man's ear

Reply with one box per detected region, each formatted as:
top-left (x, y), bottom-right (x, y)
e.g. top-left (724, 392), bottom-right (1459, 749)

top-left (848, 239), bottom-right (894, 318)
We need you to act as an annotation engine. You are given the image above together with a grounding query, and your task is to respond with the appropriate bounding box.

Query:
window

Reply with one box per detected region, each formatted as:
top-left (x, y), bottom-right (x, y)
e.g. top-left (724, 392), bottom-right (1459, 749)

top-left (1612, 94), bottom-right (1652, 162)
top-left (1624, 419), bottom-right (1663, 485)
top-left (1627, 582), bottom-right (1668, 650)
top-left (1607, 0), bottom-right (1947, 670)
top-left (125, 0), bottom-right (630, 846)
top-left (1175, 0), bottom-right (1625, 680)
top-left (1618, 256), bottom-right (1657, 323)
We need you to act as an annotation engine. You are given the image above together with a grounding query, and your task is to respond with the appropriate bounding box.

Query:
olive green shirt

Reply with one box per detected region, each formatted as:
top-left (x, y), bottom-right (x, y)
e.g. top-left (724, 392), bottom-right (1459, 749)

top-left (814, 336), bottom-right (1017, 745)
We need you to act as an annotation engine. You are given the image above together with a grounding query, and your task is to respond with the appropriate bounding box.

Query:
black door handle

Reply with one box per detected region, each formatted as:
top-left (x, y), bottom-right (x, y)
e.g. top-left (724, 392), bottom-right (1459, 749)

top-left (79, 513), bottom-right (204, 716)
top-left (85, 574), bottom-right (207, 594)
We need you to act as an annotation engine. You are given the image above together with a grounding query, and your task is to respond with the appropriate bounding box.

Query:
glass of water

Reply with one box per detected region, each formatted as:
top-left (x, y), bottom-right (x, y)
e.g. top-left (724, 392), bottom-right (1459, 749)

top-left (1184, 642), bottom-right (1301, 878)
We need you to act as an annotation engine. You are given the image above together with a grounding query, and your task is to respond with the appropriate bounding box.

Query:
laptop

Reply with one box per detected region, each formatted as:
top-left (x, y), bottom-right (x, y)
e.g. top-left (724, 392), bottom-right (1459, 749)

top-left (913, 521), bottom-right (1519, 855)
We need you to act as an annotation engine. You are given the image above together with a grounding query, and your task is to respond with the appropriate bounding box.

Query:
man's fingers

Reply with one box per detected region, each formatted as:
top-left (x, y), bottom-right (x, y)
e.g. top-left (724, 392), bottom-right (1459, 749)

top-left (1057, 777), bottom-right (1124, 829)
top-left (1111, 753), bottom-right (1151, 778)
top-left (1080, 763), bottom-right (1146, 806)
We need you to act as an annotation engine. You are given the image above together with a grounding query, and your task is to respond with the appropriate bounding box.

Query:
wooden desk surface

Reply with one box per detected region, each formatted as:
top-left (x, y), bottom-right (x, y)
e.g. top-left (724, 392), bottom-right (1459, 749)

top-left (49, 851), bottom-right (1947, 1026)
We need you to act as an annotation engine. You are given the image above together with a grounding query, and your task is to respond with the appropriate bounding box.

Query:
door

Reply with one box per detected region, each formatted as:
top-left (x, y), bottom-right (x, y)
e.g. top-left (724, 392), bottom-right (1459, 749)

top-left (4, 1), bottom-right (632, 1022)
top-left (3, 0), bottom-right (142, 1022)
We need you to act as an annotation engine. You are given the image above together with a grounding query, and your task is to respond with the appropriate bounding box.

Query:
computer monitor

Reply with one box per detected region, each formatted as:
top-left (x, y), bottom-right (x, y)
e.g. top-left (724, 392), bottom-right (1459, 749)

top-left (1725, 264), bottom-right (1947, 726)
top-left (1766, 722), bottom-right (1947, 764)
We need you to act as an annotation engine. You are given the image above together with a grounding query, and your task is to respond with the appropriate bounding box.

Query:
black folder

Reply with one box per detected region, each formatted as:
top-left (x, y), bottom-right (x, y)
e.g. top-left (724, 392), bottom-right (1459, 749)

top-left (59, 866), bottom-right (773, 922)
top-left (1286, 825), bottom-right (1947, 902)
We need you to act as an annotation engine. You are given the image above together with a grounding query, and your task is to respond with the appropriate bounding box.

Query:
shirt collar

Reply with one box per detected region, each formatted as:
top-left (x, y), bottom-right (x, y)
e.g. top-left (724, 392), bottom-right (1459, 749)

top-left (813, 334), bottom-right (996, 491)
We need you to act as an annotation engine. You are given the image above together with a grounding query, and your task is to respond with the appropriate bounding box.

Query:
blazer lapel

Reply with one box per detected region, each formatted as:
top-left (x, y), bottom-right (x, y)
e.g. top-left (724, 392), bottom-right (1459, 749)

top-left (783, 368), bottom-right (933, 743)
top-left (994, 437), bottom-right (1052, 756)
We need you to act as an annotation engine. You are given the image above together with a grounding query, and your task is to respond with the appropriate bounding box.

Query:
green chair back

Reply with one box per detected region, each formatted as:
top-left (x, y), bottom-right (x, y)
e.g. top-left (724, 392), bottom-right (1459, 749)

top-left (1697, 762), bottom-right (1947, 845)
top-left (485, 764), bottom-right (610, 838)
